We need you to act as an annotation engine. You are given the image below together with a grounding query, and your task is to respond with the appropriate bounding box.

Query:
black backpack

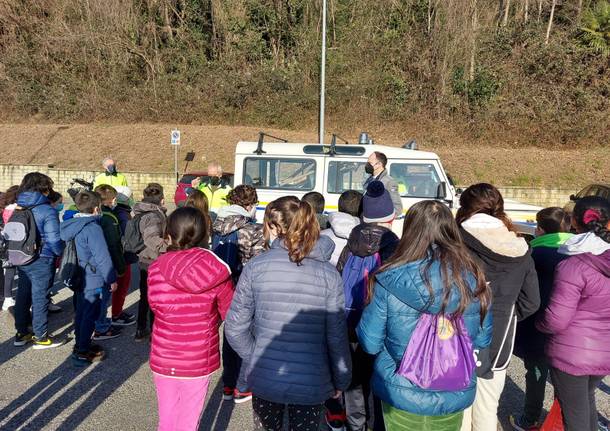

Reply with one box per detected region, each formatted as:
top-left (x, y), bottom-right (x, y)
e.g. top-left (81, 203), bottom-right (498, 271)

top-left (3, 205), bottom-right (42, 266)
top-left (123, 212), bottom-right (150, 262)
top-left (59, 239), bottom-right (85, 292)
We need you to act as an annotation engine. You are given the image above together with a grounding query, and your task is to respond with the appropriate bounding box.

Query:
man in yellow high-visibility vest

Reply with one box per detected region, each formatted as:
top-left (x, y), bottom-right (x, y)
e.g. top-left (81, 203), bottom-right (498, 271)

top-left (191, 162), bottom-right (231, 215)
top-left (93, 157), bottom-right (129, 189)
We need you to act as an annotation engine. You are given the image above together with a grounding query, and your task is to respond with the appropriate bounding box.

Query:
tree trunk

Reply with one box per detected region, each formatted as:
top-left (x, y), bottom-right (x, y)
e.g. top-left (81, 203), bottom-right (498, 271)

top-left (427, 0), bottom-right (432, 33)
top-left (576, 0), bottom-right (583, 24)
top-left (524, 0), bottom-right (529, 23)
top-left (538, 0), bottom-right (543, 23)
top-left (502, 0), bottom-right (511, 26)
top-left (470, 0), bottom-right (478, 81)
top-left (545, 0), bottom-right (556, 44)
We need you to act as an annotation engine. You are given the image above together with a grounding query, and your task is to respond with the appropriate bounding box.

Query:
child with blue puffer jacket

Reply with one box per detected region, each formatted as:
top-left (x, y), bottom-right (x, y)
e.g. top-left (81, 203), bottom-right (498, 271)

top-left (357, 200), bottom-right (493, 431)
top-left (60, 191), bottom-right (117, 367)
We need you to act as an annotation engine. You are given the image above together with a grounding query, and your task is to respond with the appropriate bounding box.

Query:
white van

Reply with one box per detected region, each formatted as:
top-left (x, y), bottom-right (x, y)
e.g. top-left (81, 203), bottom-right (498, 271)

top-left (233, 138), bottom-right (539, 233)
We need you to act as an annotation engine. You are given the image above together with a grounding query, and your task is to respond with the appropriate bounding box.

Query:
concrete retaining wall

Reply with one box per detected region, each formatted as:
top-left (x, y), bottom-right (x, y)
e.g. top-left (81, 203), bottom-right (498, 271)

top-left (0, 164), bottom-right (575, 208)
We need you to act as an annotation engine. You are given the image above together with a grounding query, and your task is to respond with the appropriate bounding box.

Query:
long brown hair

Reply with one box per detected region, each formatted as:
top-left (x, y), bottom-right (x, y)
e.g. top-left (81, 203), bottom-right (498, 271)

top-left (372, 200), bottom-right (491, 322)
top-left (166, 207), bottom-right (209, 251)
top-left (185, 190), bottom-right (212, 245)
top-left (263, 196), bottom-right (320, 265)
top-left (0, 185), bottom-right (19, 213)
top-left (455, 183), bottom-right (514, 231)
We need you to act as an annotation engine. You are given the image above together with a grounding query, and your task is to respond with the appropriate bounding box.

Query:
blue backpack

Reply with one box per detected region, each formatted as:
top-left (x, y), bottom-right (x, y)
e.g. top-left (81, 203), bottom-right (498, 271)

top-left (342, 252), bottom-right (381, 329)
top-left (212, 230), bottom-right (241, 280)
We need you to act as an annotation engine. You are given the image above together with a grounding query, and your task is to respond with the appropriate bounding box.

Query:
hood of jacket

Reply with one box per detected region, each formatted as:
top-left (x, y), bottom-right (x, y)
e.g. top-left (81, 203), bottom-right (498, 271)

top-left (60, 215), bottom-right (100, 241)
top-left (271, 234), bottom-right (335, 263)
top-left (559, 232), bottom-right (610, 257)
top-left (461, 214), bottom-right (529, 259)
top-left (575, 249), bottom-right (610, 277)
top-left (375, 258), bottom-right (472, 314)
top-left (133, 201), bottom-right (165, 215)
top-left (17, 191), bottom-right (50, 208)
top-left (327, 212), bottom-right (360, 240)
top-left (213, 205), bottom-right (254, 236)
top-left (347, 223), bottom-right (397, 258)
top-left (154, 248), bottom-right (231, 294)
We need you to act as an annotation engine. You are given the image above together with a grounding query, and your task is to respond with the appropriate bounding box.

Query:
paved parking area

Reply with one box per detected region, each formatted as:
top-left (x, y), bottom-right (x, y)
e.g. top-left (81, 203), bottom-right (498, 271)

top-left (0, 277), bottom-right (608, 430)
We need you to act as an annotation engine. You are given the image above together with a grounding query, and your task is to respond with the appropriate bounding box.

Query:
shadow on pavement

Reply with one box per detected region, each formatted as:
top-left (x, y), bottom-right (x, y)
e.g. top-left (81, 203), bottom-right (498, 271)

top-left (0, 300), bottom-right (148, 431)
top-left (200, 380), bottom-right (236, 430)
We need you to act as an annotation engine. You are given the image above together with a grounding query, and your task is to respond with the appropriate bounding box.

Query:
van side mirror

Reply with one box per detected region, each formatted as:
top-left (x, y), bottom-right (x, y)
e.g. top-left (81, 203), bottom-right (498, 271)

top-left (436, 182), bottom-right (447, 200)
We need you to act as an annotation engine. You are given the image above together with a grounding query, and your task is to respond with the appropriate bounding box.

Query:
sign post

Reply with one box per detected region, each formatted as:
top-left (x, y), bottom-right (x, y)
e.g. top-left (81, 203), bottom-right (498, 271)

top-left (171, 129), bottom-right (181, 184)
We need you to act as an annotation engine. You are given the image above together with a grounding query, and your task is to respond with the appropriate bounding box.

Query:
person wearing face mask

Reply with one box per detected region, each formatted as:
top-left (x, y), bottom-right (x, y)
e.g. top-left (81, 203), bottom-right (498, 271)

top-left (211, 184), bottom-right (265, 404)
top-left (363, 152), bottom-right (403, 217)
top-left (191, 162), bottom-right (232, 216)
top-left (93, 157), bottom-right (129, 190)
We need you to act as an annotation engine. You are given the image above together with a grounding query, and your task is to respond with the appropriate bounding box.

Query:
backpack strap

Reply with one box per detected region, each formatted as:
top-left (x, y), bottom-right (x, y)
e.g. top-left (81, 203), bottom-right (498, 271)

top-left (102, 211), bottom-right (120, 225)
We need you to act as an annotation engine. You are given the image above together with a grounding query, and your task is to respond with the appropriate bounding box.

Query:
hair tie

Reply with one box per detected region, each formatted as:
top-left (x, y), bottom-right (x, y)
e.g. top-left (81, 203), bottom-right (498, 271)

top-left (583, 209), bottom-right (602, 225)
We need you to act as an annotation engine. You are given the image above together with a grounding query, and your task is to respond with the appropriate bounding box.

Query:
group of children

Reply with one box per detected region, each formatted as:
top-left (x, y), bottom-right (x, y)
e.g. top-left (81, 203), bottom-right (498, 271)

top-left (1, 171), bottom-right (609, 431)
top-left (0, 172), bottom-right (169, 366)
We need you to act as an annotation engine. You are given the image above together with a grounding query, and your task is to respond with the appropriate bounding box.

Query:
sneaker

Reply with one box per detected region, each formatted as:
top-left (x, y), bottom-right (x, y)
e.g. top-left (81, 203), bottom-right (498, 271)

top-left (509, 414), bottom-right (540, 431)
top-left (48, 300), bottom-right (62, 313)
top-left (72, 349), bottom-right (105, 367)
top-left (14, 332), bottom-right (34, 347)
top-left (92, 328), bottom-right (121, 341)
top-left (134, 329), bottom-right (149, 342)
top-left (233, 390), bottom-right (253, 404)
top-left (2, 297), bottom-right (16, 311)
top-left (112, 313), bottom-right (136, 326)
top-left (222, 387), bottom-right (234, 401)
top-left (325, 411), bottom-right (347, 431)
top-left (33, 335), bottom-right (66, 350)
top-left (599, 421), bottom-right (609, 431)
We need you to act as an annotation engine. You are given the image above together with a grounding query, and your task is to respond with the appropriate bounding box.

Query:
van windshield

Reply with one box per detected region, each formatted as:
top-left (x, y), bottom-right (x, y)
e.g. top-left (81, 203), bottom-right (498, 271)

top-left (389, 163), bottom-right (441, 198)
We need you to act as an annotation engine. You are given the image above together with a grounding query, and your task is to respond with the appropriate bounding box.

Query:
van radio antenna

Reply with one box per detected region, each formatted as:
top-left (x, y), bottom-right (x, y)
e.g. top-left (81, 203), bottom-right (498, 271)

top-left (254, 131), bottom-right (289, 155)
top-left (329, 134), bottom-right (349, 156)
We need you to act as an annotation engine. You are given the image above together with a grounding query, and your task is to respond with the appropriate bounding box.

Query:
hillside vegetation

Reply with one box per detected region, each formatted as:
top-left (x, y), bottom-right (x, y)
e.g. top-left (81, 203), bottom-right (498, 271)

top-left (0, 0), bottom-right (609, 147)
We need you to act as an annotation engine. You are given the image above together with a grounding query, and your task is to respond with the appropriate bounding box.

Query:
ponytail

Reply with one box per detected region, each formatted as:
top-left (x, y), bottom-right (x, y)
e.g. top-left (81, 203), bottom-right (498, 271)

top-left (573, 196), bottom-right (610, 244)
top-left (285, 201), bottom-right (320, 265)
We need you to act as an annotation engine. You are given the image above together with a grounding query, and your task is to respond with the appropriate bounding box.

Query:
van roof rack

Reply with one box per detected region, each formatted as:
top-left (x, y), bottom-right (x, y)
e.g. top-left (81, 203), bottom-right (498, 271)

top-left (254, 131), bottom-right (289, 155)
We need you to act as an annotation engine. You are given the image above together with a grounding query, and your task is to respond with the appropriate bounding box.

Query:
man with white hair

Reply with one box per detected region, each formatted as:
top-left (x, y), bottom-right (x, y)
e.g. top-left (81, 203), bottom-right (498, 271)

top-left (93, 157), bottom-right (128, 189)
top-left (191, 162), bottom-right (232, 215)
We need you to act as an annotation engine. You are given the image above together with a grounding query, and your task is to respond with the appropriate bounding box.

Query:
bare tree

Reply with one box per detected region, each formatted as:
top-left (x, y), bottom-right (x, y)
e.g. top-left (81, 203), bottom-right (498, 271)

top-left (576, 0), bottom-right (583, 23)
top-left (538, 0), bottom-right (544, 22)
top-left (545, 0), bottom-right (556, 44)
top-left (470, 0), bottom-right (478, 81)
top-left (524, 0), bottom-right (530, 23)
top-left (502, 0), bottom-right (511, 26)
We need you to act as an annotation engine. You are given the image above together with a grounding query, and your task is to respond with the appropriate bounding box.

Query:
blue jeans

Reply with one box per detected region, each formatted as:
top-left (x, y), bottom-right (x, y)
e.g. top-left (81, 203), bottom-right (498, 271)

top-left (222, 333), bottom-right (248, 392)
top-left (75, 290), bottom-right (101, 352)
top-left (15, 257), bottom-right (55, 338)
top-left (95, 286), bottom-right (112, 333)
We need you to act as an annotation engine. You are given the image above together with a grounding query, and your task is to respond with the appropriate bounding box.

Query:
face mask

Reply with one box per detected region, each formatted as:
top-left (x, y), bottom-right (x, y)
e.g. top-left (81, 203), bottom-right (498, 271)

top-left (106, 164), bottom-right (117, 175)
top-left (110, 203), bottom-right (117, 210)
top-left (209, 176), bottom-right (221, 186)
top-left (249, 206), bottom-right (257, 219)
top-left (365, 162), bottom-right (375, 175)
top-left (55, 203), bottom-right (64, 213)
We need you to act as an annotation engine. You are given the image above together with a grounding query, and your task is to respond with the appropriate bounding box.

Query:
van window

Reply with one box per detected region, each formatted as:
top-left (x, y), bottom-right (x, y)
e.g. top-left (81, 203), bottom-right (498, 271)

top-left (390, 163), bottom-right (441, 198)
top-left (244, 157), bottom-right (316, 191)
top-left (327, 161), bottom-right (367, 194)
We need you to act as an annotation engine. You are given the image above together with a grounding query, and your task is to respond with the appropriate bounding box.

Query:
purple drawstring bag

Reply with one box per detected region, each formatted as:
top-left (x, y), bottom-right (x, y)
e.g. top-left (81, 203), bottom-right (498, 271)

top-left (396, 313), bottom-right (475, 391)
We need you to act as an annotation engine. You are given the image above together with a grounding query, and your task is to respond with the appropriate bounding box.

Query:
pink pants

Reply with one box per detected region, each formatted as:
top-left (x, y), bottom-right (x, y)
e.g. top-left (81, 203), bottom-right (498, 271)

top-left (153, 373), bottom-right (212, 431)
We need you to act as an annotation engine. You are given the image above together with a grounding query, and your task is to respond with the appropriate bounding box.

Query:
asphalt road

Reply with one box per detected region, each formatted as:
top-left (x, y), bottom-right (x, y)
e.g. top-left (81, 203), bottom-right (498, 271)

top-left (1, 273), bottom-right (608, 431)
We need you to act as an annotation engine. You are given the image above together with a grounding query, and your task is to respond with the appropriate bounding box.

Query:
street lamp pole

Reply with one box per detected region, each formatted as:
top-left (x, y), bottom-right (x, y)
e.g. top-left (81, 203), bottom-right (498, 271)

top-left (319, 0), bottom-right (327, 145)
